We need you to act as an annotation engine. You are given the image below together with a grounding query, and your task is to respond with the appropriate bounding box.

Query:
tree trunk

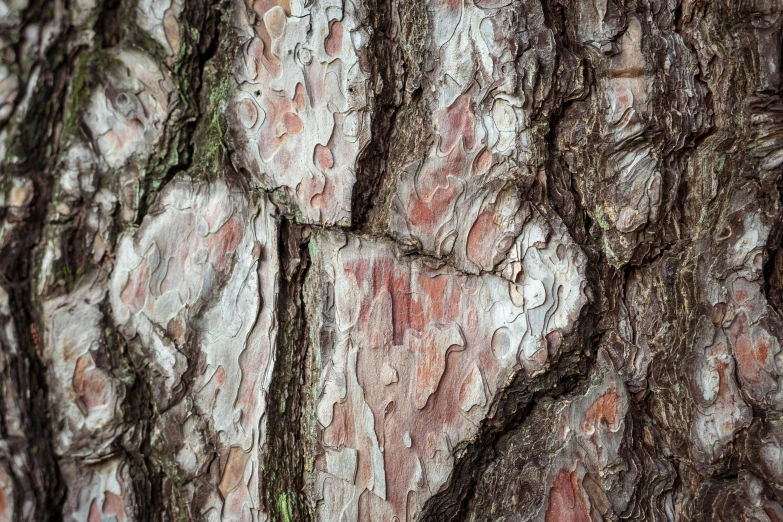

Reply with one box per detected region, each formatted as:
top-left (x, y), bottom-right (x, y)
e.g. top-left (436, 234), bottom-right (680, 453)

top-left (2, 0), bottom-right (783, 520)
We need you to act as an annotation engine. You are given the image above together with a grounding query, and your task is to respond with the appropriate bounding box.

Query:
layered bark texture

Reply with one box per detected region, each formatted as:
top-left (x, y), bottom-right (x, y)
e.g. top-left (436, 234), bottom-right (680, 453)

top-left (1, 0), bottom-right (783, 521)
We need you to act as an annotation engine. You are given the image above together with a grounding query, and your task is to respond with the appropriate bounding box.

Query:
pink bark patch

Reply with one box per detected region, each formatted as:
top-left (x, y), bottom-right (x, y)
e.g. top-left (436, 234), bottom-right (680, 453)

top-left (580, 387), bottom-right (621, 433)
top-left (473, 148), bottom-right (492, 175)
top-left (219, 446), bottom-right (251, 500)
top-left (207, 217), bottom-right (243, 272)
top-left (311, 177), bottom-right (337, 212)
top-left (236, 99), bottom-right (259, 129)
top-left (0, 486), bottom-right (7, 521)
top-left (88, 499), bottom-right (102, 522)
top-left (323, 397), bottom-right (357, 448)
top-left (729, 312), bottom-right (775, 396)
top-left (73, 355), bottom-right (110, 410)
top-left (466, 210), bottom-right (502, 271)
top-left (120, 258), bottom-right (149, 314)
top-left (103, 491), bottom-right (127, 522)
top-left (235, 334), bottom-right (271, 431)
top-left (247, 37), bottom-right (281, 78)
top-left (293, 83), bottom-right (307, 111)
top-left (411, 327), bottom-right (461, 409)
top-left (258, 94), bottom-right (296, 160)
top-left (283, 112), bottom-right (304, 135)
top-left (251, 0), bottom-right (291, 66)
top-left (314, 144), bottom-right (334, 170)
top-left (765, 505), bottom-right (783, 522)
top-left (325, 20), bottom-right (344, 57)
top-left (437, 97), bottom-right (475, 156)
top-left (546, 470), bottom-right (591, 522)
top-left (408, 185), bottom-right (460, 228)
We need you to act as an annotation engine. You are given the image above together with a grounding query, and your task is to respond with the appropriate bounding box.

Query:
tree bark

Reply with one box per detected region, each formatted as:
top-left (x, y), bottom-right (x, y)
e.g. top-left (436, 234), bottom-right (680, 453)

top-left (1, 0), bottom-right (783, 520)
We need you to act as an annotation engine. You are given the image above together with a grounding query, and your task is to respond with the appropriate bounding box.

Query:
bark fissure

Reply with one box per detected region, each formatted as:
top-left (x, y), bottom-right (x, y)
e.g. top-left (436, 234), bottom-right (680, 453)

top-left (423, 345), bottom-right (598, 522)
top-left (348, 0), bottom-right (402, 230)
top-left (263, 220), bottom-right (312, 522)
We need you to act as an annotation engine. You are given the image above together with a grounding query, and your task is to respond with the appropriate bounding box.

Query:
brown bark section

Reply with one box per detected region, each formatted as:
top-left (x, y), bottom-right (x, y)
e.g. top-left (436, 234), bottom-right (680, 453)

top-left (1, 0), bottom-right (783, 521)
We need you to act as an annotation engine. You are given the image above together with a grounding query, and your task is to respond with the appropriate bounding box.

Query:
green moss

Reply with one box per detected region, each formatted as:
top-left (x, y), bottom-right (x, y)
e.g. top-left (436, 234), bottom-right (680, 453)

top-left (594, 205), bottom-right (611, 231)
top-left (0, 170), bottom-right (12, 197)
top-left (278, 492), bottom-right (294, 522)
top-left (193, 68), bottom-right (233, 175)
top-left (531, 121), bottom-right (549, 134)
top-left (65, 52), bottom-right (122, 138)
top-left (60, 264), bottom-right (84, 292)
top-left (125, 21), bottom-right (169, 59)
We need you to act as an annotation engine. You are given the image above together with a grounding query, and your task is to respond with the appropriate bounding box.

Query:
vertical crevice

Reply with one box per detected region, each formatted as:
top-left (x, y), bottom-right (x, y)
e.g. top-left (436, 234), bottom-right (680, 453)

top-left (0, 1), bottom-right (76, 513)
top-left (0, 168), bottom-right (66, 522)
top-left (349, 0), bottom-right (402, 230)
top-left (134, 0), bottom-right (226, 225)
top-left (263, 219), bottom-right (312, 521)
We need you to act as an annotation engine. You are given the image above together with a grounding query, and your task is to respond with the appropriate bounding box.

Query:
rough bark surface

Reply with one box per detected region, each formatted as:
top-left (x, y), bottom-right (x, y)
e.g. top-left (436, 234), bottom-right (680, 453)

top-left (1, 0), bottom-right (783, 521)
